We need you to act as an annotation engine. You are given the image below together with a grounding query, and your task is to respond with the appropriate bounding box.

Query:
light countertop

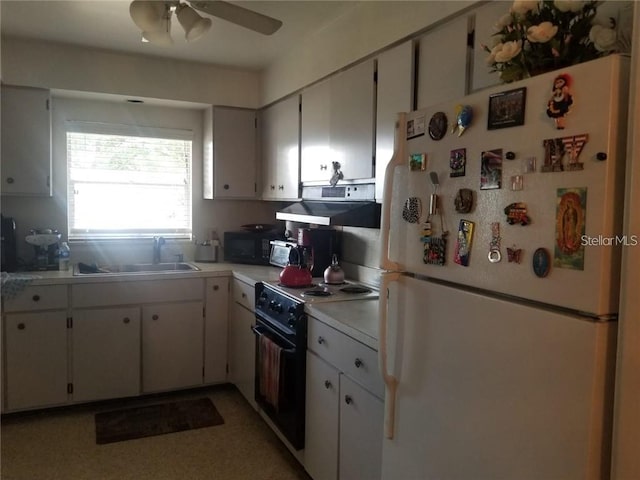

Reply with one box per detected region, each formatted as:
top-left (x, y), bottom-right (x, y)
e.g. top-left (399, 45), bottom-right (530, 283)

top-left (3, 262), bottom-right (380, 347)
top-left (306, 299), bottom-right (380, 350)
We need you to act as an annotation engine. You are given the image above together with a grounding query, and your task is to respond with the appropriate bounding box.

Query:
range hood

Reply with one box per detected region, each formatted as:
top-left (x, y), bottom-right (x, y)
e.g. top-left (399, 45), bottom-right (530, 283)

top-left (276, 183), bottom-right (381, 228)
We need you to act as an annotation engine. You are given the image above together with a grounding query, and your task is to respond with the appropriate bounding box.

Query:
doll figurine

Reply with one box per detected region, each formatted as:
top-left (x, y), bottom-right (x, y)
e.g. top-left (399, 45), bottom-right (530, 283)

top-left (546, 74), bottom-right (573, 129)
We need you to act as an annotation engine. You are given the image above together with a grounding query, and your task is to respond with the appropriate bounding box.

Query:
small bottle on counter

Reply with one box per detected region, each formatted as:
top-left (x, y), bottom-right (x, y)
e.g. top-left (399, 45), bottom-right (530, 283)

top-left (58, 242), bottom-right (71, 271)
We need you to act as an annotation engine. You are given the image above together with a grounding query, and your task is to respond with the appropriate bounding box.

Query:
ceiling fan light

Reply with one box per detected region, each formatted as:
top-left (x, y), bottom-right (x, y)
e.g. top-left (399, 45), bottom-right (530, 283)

top-left (142, 16), bottom-right (174, 46)
top-left (129, 0), bottom-right (165, 32)
top-left (177, 4), bottom-right (212, 42)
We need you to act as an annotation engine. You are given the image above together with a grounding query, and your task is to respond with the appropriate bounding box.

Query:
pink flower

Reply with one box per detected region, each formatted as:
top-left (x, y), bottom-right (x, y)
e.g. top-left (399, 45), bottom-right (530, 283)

top-left (527, 22), bottom-right (559, 43)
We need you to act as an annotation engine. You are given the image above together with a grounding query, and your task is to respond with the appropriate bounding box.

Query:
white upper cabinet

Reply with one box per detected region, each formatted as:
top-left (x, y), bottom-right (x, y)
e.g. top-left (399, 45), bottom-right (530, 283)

top-left (203, 106), bottom-right (257, 199)
top-left (260, 95), bottom-right (300, 200)
top-left (301, 59), bottom-right (375, 183)
top-left (1, 85), bottom-right (52, 196)
top-left (375, 40), bottom-right (414, 202)
top-left (417, 14), bottom-right (471, 109)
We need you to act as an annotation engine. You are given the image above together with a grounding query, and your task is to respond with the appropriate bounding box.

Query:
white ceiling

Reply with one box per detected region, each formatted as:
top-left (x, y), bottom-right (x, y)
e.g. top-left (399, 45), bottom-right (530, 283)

top-left (0, 0), bottom-right (357, 70)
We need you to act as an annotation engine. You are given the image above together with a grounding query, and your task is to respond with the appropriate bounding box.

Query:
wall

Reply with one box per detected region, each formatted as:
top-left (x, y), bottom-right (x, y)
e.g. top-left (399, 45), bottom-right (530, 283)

top-left (1, 36), bottom-right (261, 107)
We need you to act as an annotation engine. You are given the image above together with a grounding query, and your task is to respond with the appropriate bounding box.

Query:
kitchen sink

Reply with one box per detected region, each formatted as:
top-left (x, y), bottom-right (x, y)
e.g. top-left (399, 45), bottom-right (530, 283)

top-left (74, 262), bottom-right (200, 275)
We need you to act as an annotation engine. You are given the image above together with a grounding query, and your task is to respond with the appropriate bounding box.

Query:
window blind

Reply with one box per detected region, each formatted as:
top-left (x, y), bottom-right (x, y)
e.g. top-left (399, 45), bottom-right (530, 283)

top-left (66, 122), bottom-right (192, 241)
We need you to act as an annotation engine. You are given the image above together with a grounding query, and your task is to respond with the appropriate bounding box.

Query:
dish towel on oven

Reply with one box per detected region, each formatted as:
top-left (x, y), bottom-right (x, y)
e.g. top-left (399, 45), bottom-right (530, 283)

top-left (259, 334), bottom-right (282, 411)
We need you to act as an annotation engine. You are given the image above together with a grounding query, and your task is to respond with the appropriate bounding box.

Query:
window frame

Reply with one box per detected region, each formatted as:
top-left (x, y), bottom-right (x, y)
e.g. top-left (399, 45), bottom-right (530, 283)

top-left (65, 121), bottom-right (193, 241)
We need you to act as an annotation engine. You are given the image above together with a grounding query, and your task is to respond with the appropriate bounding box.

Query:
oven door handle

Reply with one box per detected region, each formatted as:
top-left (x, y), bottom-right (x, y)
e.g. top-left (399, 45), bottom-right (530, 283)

top-left (251, 325), bottom-right (297, 354)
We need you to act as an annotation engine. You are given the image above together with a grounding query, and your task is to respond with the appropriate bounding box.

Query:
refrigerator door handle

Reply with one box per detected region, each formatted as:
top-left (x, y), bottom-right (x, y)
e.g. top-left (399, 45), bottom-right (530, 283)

top-left (378, 271), bottom-right (401, 440)
top-left (380, 113), bottom-right (407, 272)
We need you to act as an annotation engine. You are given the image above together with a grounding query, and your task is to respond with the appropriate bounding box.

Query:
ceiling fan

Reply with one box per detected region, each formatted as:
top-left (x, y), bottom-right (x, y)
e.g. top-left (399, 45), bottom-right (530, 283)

top-left (129, 0), bottom-right (283, 45)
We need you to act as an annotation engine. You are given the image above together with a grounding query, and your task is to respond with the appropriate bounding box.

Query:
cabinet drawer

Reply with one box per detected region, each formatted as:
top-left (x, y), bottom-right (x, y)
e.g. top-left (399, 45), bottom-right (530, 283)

top-left (308, 317), bottom-right (383, 398)
top-left (232, 279), bottom-right (255, 311)
top-left (3, 285), bottom-right (68, 312)
top-left (72, 278), bottom-right (203, 308)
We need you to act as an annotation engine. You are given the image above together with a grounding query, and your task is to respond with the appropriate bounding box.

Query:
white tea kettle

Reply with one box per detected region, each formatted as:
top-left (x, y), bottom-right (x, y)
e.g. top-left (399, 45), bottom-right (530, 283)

top-left (323, 254), bottom-right (345, 285)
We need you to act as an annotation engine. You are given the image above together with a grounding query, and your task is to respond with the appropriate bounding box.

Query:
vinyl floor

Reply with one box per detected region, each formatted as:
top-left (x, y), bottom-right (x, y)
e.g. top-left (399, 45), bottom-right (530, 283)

top-left (1, 384), bottom-right (311, 480)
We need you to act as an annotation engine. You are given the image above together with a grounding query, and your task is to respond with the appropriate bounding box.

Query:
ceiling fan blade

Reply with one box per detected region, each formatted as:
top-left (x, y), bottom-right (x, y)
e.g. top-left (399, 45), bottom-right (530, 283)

top-left (189, 1), bottom-right (282, 35)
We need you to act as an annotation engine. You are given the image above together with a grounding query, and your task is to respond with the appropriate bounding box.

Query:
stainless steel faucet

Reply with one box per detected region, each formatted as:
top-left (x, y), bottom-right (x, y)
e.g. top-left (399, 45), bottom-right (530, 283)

top-left (152, 236), bottom-right (165, 264)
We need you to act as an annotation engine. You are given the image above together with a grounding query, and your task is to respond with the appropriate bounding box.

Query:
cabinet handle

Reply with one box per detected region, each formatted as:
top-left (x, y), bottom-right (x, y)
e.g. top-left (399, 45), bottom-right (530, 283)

top-left (270, 185), bottom-right (275, 190)
top-left (344, 395), bottom-right (353, 405)
top-left (317, 336), bottom-right (325, 344)
top-left (32, 294), bottom-right (41, 302)
top-left (223, 184), bottom-right (230, 190)
top-left (152, 314), bottom-right (159, 320)
top-left (354, 358), bottom-right (363, 368)
top-left (278, 185), bottom-right (284, 190)
top-left (7, 177), bottom-right (15, 184)
top-left (17, 323), bottom-right (25, 330)
top-left (213, 285), bottom-right (219, 291)
top-left (324, 380), bottom-right (332, 389)
top-left (241, 292), bottom-right (247, 298)
top-left (123, 317), bottom-right (130, 324)
top-left (320, 164), bottom-right (328, 171)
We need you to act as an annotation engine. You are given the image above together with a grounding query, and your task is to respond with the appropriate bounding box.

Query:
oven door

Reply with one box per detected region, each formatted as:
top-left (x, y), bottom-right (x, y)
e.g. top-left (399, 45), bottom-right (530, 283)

top-left (252, 315), bottom-right (305, 450)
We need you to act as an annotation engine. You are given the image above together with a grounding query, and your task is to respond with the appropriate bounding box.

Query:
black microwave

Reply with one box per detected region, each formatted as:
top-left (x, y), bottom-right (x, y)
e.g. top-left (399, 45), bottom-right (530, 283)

top-left (224, 230), bottom-right (284, 265)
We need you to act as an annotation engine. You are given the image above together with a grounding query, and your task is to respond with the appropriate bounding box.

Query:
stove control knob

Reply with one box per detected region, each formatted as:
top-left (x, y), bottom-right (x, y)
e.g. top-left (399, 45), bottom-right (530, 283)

top-left (288, 305), bottom-right (297, 314)
top-left (288, 315), bottom-right (297, 328)
top-left (269, 300), bottom-right (277, 310)
top-left (275, 303), bottom-right (284, 313)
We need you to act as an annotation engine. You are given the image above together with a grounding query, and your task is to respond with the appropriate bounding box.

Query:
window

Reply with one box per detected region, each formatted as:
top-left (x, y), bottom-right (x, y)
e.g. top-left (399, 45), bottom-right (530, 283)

top-left (66, 122), bottom-right (192, 241)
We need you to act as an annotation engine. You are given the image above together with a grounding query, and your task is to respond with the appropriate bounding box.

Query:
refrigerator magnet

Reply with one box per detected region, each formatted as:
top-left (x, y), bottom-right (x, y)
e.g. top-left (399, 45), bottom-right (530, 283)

top-left (428, 112), bottom-right (448, 141)
top-left (480, 149), bottom-right (503, 190)
top-left (449, 148), bottom-right (466, 177)
top-left (532, 248), bottom-right (551, 277)
top-left (409, 153), bottom-right (427, 171)
top-left (546, 74), bottom-right (572, 130)
top-left (504, 202), bottom-right (531, 226)
top-left (561, 134), bottom-right (589, 171)
top-left (451, 104), bottom-right (473, 137)
top-left (454, 220), bottom-right (474, 267)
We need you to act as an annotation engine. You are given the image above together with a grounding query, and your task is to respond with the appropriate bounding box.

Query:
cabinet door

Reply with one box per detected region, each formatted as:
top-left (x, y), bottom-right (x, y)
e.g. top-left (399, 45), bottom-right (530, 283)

top-left (417, 14), bottom-right (470, 109)
top-left (72, 307), bottom-right (141, 402)
top-left (142, 302), bottom-right (204, 393)
top-left (304, 351), bottom-right (340, 480)
top-left (375, 41), bottom-right (414, 202)
top-left (204, 277), bottom-right (229, 384)
top-left (1, 85), bottom-right (52, 196)
top-left (4, 312), bottom-right (68, 410)
top-left (211, 107), bottom-right (257, 199)
top-left (228, 301), bottom-right (257, 409)
top-left (301, 77), bottom-right (331, 183)
top-left (261, 95), bottom-right (300, 200)
top-left (339, 375), bottom-right (384, 480)
top-left (330, 59), bottom-right (375, 180)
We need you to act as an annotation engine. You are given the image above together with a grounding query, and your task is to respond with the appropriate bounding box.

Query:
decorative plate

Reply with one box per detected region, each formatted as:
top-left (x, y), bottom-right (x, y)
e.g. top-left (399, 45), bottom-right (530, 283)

top-left (428, 112), bottom-right (448, 141)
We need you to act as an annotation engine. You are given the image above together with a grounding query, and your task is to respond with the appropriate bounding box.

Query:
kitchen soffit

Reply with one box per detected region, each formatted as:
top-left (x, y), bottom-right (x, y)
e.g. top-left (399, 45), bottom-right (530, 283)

top-left (0, 1), bottom-right (357, 70)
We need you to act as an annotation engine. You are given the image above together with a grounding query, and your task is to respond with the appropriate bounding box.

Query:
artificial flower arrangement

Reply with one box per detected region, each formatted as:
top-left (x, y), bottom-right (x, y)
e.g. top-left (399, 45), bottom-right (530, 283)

top-left (484, 0), bottom-right (622, 83)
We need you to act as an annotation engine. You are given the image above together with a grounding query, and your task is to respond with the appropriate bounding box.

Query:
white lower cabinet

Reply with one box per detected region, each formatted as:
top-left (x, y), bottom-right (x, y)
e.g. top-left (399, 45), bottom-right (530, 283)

top-left (228, 279), bottom-right (257, 409)
top-left (338, 374), bottom-right (384, 480)
top-left (305, 318), bottom-right (384, 480)
top-left (204, 277), bottom-right (230, 384)
top-left (4, 311), bottom-right (68, 411)
top-left (72, 307), bottom-right (141, 402)
top-left (305, 352), bottom-right (340, 480)
top-left (142, 301), bottom-right (204, 393)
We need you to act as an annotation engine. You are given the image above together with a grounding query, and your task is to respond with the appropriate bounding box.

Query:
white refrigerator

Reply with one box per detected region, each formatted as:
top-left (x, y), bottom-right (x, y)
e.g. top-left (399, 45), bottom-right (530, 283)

top-left (378, 55), bottom-right (630, 480)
